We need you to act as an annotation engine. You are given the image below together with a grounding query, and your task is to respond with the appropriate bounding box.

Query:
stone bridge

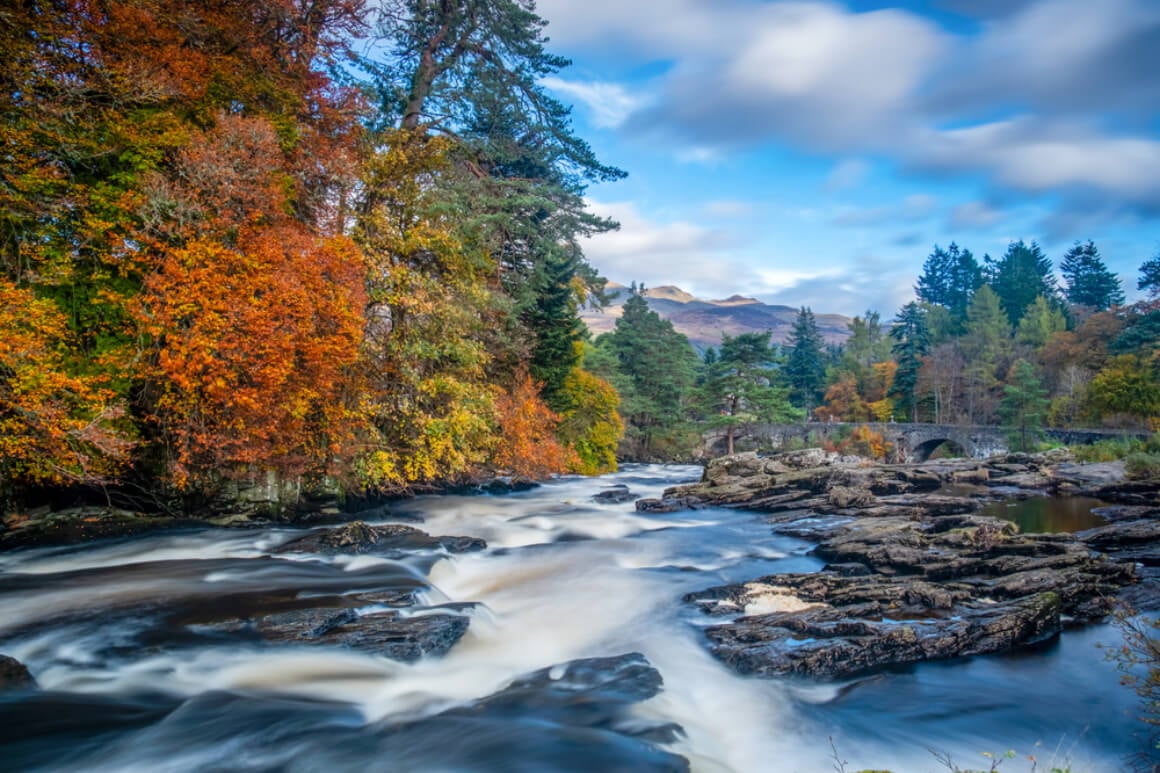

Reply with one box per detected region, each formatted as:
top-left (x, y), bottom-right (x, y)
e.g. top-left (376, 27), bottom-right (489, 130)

top-left (710, 422), bottom-right (1148, 462)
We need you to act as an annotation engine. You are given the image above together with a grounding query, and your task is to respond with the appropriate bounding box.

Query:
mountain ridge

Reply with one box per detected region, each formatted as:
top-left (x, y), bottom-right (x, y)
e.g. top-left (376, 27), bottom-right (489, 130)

top-left (583, 282), bottom-right (852, 351)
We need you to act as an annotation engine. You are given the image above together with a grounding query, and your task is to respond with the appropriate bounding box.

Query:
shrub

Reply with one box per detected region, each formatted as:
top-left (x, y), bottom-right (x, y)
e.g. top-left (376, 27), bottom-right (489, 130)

top-left (1125, 452), bottom-right (1160, 481)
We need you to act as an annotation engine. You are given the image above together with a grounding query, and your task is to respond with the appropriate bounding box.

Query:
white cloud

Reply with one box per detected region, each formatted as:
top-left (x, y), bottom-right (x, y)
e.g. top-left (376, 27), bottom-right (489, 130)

top-left (704, 200), bottom-right (755, 218)
top-left (950, 201), bottom-right (1005, 230)
top-left (540, 76), bottom-right (643, 129)
top-left (824, 159), bottom-right (871, 192)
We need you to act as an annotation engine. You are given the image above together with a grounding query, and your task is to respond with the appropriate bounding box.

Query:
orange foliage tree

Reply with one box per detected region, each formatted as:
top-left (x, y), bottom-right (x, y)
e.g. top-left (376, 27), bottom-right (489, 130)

top-left (136, 227), bottom-right (365, 490)
top-left (491, 373), bottom-right (574, 479)
top-left (0, 280), bottom-right (133, 490)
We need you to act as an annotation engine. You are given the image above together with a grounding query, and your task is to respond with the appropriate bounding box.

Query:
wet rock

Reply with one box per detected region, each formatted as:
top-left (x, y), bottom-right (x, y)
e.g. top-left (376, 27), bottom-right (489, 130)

top-left (0, 508), bottom-right (190, 549)
top-left (0, 655), bottom-right (35, 690)
top-left (593, 485), bottom-right (638, 504)
top-left (635, 497), bottom-right (702, 514)
top-left (276, 521), bottom-right (486, 556)
top-left (321, 610), bottom-right (471, 662)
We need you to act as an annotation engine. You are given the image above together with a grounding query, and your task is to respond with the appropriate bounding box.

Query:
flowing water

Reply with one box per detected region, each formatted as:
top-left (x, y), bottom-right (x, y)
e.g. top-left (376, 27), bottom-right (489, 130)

top-left (0, 466), bottom-right (1142, 772)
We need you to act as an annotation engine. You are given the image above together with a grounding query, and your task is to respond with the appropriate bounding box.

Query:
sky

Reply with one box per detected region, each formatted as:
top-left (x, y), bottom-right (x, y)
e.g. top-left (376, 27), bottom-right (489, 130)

top-left (532, 0), bottom-right (1160, 317)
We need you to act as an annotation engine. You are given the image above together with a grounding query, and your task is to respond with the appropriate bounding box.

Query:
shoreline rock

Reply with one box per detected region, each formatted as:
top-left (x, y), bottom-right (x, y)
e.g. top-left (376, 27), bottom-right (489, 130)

top-left (675, 449), bottom-right (1157, 680)
top-left (0, 655), bottom-right (36, 691)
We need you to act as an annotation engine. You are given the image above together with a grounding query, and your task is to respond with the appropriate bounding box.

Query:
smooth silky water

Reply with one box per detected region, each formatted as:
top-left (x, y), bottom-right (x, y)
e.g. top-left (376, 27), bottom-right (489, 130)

top-left (0, 466), bottom-right (1141, 772)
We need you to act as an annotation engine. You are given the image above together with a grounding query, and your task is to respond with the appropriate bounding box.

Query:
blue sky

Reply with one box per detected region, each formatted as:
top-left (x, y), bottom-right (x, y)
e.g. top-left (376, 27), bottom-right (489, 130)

top-left (533, 0), bottom-right (1160, 317)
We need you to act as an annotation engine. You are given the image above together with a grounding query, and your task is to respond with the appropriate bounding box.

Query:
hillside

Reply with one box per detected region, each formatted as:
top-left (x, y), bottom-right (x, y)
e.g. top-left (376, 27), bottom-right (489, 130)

top-left (582, 283), bottom-right (852, 351)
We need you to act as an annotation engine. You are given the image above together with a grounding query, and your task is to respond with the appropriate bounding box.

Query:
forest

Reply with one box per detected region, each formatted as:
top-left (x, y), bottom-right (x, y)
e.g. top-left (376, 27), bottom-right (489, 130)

top-left (1, 1), bottom-right (1158, 511)
top-left (600, 241), bottom-right (1160, 460)
top-left (0, 0), bottom-right (630, 509)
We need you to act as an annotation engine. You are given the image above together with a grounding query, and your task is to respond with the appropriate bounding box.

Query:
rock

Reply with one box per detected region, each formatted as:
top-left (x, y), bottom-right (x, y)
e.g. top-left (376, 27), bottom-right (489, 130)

top-left (827, 486), bottom-right (873, 509)
top-left (320, 610), bottom-right (471, 662)
top-left (635, 497), bottom-right (702, 513)
top-left (0, 655), bottom-right (35, 690)
top-left (276, 521), bottom-right (486, 556)
top-left (593, 485), bottom-right (638, 504)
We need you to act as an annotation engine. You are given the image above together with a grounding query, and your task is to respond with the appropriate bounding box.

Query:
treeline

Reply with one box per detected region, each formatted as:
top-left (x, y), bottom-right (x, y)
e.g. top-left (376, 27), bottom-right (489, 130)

top-left (601, 243), bottom-right (1160, 459)
top-left (0, 0), bottom-right (624, 507)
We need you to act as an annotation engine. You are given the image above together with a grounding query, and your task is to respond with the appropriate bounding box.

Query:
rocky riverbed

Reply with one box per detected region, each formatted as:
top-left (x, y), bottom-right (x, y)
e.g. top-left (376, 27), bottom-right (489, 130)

top-left (640, 449), bottom-right (1160, 680)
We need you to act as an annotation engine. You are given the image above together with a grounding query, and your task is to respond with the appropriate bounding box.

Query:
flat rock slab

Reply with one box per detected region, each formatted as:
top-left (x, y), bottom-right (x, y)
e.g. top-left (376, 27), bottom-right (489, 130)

top-left (275, 521), bottom-right (486, 556)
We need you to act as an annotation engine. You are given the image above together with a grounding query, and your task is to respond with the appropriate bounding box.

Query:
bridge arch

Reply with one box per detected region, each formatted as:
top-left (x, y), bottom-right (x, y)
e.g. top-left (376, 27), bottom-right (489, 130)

top-left (909, 437), bottom-right (971, 462)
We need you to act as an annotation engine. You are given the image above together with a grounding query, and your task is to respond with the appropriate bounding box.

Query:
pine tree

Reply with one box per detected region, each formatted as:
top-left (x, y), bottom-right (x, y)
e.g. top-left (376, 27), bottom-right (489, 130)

top-left (526, 247), bottom-right (585, 410)
top-left (784, 307), bottom-right (826, 412)
top-left (1140, 253), bottom-right (1160, 299)
top-left (606, 287), bottom-right (699, 457)
top-left (1061, 241), bottom-right (1125, 310)
top-left (700, 332), bottom-right (800, 455)
top-left (1000, 359), bottom-right (1049, 452)
top-left (888, 302), bottom-right (930, 422)
top-left (915, 243), bottom-right (983, 330)
top-left (987, 241), bottom-right (1058, 326)
top-left (1015, 295), bottom-right (1068, 349)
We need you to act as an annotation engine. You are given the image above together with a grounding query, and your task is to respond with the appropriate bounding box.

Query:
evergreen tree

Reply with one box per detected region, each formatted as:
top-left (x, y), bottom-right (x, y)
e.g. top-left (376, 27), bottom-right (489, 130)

top-left (526, 247), bottom-right (585, 409)
top-left (1000, 359), bottom-right (1049, 452)
top-left (915, 243), bottom-right (983, 330)
top-left (986, 241), bottom-right (1058, 326)
top-left (1061, 241), bottom-right (1124, 310)
top-left (784, 306), bottom-right (826, 412)
top-left (888, 302), bottom-right (930, 422)
top-left (606, 287), bottom-right (699, 457)
top-left (700, 331), bottom-right (800, 455)
top-left (1140, 252), bottom-right (1160, 299)
top-left (961, 285), bottom-right (1012, 424)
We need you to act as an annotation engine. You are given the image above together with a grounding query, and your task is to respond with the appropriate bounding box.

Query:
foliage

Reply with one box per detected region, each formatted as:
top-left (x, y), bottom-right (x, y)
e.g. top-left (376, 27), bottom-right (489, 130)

top-left (785, 306), bottom-right (827, 412)
top-left (888, 302), bottom-right (930, 422)
top-left (1015, 296), bottom-right (1067, 349)
top-left (557, 365), bottom-right (623, 474)
top-left (1139, 253), bottom-right (1160, 299)
top-left (916, 242), bottom-right (983, 332)
top-left (1087, 355), bottom-right (1160, 427)
top-left (0, 280), bottom-right (133, 490)
top-left (986, 241), bottom-right (1058, 326)
top-left (999, 359), bottom-right (1049, 452)
top-left (491, 372), bottom-right (573, 479)
top-left (824, 425), bottom-right (894, 460)
top-left (1125, 453), bottom-right (1160, 481)
top-left (700, 331), bottom-right (801, 455)
top-left (1060, 240), bottom-right (1124, 311)
top-left (603, 287), bottom-right (699, 459)
top-left (136, 228), bottom-right (366, 490)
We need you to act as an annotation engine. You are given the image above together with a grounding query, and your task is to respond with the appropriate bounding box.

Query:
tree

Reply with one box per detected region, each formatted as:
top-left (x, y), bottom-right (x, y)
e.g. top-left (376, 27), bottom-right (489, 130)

top-left (556, 365), bottom-right (623, 474)
top-left (1015, 295), bottom-right (1068, 349)
top-left (1087, 355), bottom-right (1160, 427)
top-left (986, 241), bottom-right (1058, 325)
top-left (888, 302), bottom-right (930, 422)
top-left (136, 227), bottom-right (367, 491)
top-left (1061, 241), bottom-right (1125, 311)
top-left (1000, 359), bottom-right (1049, 452)
top-left (700, 332), bottom-right (800, 455)
top-left (1139, 253), bottom-right (1160, 299)
top-left (960, 285), bottom-right (1012, 424)
top-left (915, 243), bottom-right (983, 331)
top-left (784, 307), bottom-right (827, 412)
top-left (606, 288), bottom-right (699, 458)
top-left (525, 248), bottom-right (586, 410)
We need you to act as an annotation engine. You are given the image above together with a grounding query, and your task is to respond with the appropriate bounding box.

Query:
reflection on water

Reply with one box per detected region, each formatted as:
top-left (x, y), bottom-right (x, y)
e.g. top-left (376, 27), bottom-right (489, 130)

top-left (981, 496), bottom-right (1109, 534)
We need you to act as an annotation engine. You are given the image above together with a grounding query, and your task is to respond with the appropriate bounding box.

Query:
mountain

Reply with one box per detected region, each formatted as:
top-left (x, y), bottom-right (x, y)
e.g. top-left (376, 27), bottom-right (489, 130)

top-left (582, 283), bottom-right (852, 351)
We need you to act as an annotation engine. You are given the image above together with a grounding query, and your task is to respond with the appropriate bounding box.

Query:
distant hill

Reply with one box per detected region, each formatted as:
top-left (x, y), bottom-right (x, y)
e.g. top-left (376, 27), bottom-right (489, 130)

top-left (581, 283), bottom-right (852, 352)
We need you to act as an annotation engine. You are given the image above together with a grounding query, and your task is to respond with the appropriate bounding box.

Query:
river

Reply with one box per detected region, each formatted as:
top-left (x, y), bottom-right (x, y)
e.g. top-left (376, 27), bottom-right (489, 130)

top-left (0, 466), bottom-right (1143, 772)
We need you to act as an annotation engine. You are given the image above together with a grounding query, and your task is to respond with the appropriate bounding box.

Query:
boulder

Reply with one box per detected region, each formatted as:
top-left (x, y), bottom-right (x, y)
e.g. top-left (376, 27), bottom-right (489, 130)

top-left (0, 655), bottom-right (35, 690)
top-left (593, 485), bottom-right (638, 504)
top-left (276, 521), bottom-right (486, 556)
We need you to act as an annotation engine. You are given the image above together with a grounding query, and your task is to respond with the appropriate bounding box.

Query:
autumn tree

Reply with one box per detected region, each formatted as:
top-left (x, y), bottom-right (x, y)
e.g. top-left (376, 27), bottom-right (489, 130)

top-left (1015, 295), bottom-right (1068, 349)
top-left (1061, 241), bottom-right (1124, 311)
top-left (136, 228), bottom-right (366, 491)
top-left (1087, 355), bottom-right (1160, 428)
